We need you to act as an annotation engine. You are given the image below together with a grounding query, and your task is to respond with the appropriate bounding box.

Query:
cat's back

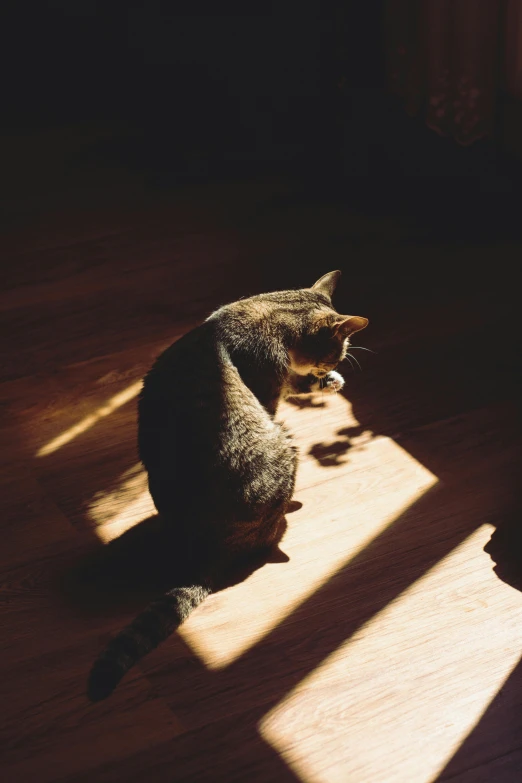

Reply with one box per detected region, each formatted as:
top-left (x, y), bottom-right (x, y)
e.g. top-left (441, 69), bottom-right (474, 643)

top-left (138, 322), bottom-right (223, 450)
top-left (138, 319), bottom-right (277, 465)
top-left (138, 318), bottom-right (294, 520)
top-left (141, 322), bottom-right (218, 400)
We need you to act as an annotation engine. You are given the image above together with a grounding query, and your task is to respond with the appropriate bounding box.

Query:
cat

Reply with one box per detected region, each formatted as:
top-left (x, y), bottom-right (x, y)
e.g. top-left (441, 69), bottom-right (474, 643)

top-left (87, 270), bottom-right (368, 700)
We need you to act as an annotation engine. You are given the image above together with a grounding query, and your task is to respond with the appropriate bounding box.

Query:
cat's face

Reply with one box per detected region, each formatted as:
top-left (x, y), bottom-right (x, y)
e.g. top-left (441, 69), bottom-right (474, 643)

top-left (288, 271), bottom-right (368, 378)
top-left (289, 315), bottom-right (367, 377)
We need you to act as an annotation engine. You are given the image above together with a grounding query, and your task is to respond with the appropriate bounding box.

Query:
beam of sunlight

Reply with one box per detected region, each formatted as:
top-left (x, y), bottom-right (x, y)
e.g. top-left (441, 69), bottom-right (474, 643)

top-left (259, 523), bottom-right (522, 783)
top-left (36, 380), bottom-right (142, 456)
top-left (94, 490), bottom-right (155, 543)
top-left (177, 434), bottom-right (437, 669)
top-left (88, 462), bottom-right (155, 542)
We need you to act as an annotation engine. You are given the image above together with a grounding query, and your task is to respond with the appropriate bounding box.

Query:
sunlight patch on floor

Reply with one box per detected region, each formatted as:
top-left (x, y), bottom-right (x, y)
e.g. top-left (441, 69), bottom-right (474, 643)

top-left (93, 490), bottom-right (155, 543)
top-left (87, 461), bottom-right (155, 542)
top-left (177, 434), bottom-right (437, 669)
top-left (36, 379), bottom-right (142, 456)
top-left (259, 523), bottom-right (522, 783)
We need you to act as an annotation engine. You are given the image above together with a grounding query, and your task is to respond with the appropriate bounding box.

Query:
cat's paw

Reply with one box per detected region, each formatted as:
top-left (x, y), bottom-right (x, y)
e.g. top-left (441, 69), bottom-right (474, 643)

top-left (323, 370), bottom-right (345, 393)
top-left (310, 370), bottom-right (345, 394)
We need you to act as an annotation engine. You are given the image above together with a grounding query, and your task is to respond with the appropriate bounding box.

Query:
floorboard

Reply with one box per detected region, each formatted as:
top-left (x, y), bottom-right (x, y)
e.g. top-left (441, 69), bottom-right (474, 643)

top-left (0, 175), bottom-right (520, 782)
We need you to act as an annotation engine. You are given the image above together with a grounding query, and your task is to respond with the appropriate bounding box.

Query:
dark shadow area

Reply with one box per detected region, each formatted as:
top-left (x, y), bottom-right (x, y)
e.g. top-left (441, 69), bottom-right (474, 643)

top-left (308, 439), bottom-right (354, 467)
top-left (341, 323), bottom-right (517, 461)
top-left (61, 502), bottom-right (300, 617)
top-left (62, 514), bottom-right (187, 615)
top-left (484, 518), bottom-right (522, 593)
top-left (286, 395), bottom-right (326, 410)
top-left (4, 0), bottom-right (521, 232)
top-left (307, 424), bottom-right (371, 467)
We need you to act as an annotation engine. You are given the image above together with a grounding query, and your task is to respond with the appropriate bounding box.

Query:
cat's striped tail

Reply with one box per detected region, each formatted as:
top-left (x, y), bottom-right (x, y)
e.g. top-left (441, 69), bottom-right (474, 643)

top-left (87, 584), bottom-right (211, 701)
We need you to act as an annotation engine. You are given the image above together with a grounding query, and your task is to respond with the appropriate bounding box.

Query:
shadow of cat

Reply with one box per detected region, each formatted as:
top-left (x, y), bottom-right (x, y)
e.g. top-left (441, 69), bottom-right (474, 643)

top-left (308, 425), bottom-right (372, 467)
top-left (309, 440), bottom-right (353, 467)
top-left (286, 395), bottom-right (326, 409)
top-left (61, 514), bottom-right (184, 616)
top-left (62, 502), bottom-right (302, 617)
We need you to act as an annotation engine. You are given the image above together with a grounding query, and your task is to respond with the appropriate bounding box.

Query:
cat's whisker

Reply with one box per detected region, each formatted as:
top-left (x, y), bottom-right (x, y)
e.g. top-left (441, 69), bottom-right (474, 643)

top-left (347, 346), bottom-right (377, 354)
top-left (346, 352), bottom-right (362, 372)
top-left (345, 355), bottom-right (356, 373)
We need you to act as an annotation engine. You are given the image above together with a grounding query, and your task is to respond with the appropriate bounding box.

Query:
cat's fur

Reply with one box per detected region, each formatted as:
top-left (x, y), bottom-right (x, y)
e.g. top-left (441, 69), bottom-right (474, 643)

top-left (87, 270), bottom-right (368, 700)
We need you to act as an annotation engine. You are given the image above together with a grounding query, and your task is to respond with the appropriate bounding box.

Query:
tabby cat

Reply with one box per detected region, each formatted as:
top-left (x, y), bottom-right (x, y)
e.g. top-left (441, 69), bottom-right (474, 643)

top-left (88, 270), bottom-right (368, 700)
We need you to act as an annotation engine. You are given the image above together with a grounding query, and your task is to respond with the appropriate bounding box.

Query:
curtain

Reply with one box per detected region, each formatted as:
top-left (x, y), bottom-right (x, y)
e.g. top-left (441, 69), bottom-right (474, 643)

top-left (386, 0), bottom-right (522, 145)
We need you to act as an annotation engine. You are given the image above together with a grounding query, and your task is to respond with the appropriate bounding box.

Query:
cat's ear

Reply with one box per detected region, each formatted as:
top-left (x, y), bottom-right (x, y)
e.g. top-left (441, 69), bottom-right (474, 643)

top-left (311, 270), bottom-right (341, 298)
top-left (333, 315), bottom-right (369, 337)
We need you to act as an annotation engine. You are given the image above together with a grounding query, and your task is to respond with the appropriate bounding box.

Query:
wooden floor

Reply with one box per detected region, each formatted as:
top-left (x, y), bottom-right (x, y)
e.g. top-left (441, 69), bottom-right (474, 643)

top-left (0, 172), bottom-right (521, 783)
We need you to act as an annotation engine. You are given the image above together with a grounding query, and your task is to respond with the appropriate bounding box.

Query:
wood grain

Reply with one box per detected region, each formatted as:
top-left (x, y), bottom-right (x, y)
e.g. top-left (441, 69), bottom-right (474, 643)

top-left (0, 174), bottom-right (520, 783)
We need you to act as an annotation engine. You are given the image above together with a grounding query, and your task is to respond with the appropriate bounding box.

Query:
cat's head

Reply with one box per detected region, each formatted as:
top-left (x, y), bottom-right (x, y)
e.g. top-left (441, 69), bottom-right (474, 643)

top-left (288, 270), bottom-right (368, 378)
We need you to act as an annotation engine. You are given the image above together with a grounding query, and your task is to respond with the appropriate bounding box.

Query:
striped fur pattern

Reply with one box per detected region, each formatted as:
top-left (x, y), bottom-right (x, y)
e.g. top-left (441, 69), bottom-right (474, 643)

top-left (87, 270), bottom-right (368, 701)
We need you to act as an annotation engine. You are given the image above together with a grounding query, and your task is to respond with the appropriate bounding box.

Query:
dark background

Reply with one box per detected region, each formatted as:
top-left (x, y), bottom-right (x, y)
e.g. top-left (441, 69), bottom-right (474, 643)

top-left (0, 0), bottom-right (521, 235)
top-left (0, 1), bottom-right (375, 171)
